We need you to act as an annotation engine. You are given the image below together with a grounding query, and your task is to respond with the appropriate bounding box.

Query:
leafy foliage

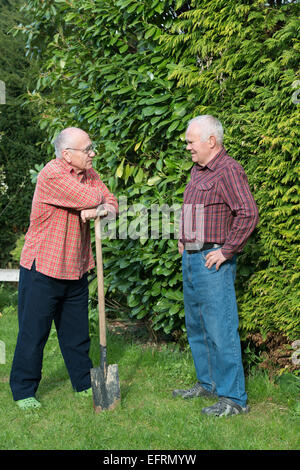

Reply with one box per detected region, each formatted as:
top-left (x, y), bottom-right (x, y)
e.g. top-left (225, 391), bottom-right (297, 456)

top-left (0, 0), bottom-right (46, 266)
top-left (15, 0), bottom-right (300, 341)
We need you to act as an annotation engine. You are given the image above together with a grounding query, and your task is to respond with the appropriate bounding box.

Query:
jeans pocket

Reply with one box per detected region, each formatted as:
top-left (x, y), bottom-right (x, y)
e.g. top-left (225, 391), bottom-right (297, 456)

top-left (200, 248), bottom-right (219, 270)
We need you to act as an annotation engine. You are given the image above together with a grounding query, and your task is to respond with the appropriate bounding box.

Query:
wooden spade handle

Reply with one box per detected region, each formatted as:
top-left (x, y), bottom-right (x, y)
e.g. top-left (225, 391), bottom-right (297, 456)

top-left (94, 216), bottom-right (106, 349)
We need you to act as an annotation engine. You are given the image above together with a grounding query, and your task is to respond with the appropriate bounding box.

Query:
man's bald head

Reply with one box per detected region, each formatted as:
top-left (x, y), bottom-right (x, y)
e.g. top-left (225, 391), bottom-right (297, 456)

top-left (53, 127), bottom-right (89, 159)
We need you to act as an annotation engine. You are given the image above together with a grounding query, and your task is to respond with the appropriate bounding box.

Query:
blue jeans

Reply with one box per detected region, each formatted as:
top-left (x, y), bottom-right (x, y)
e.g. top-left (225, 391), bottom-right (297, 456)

top-left (10, 262), bottom-right (93, 401)
top-left (182, 248), bottom-right (247, 407)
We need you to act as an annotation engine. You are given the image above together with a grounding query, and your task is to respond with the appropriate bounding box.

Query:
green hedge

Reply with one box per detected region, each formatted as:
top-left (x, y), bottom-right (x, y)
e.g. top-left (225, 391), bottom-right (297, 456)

top-left (16, 0), bottom-right (300, 341)
top-left (0, 0), bottom-right (45, 267)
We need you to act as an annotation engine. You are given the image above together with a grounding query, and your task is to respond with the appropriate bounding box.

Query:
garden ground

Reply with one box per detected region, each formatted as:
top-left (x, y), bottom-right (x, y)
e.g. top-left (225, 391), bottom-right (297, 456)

top-left (0, 285), bottom-right (299, 452)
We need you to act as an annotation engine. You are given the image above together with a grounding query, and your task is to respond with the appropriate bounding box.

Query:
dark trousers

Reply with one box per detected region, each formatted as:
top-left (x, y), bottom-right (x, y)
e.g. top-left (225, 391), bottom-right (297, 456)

top-left (10, 262), bottom-right (93, 401)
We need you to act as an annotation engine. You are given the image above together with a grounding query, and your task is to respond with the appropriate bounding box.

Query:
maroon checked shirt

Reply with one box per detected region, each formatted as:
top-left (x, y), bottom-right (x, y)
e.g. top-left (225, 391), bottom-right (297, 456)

top-left (20, 158), bottom-right (118, 280)
top-left (181, 147), bottom-right (259, 258)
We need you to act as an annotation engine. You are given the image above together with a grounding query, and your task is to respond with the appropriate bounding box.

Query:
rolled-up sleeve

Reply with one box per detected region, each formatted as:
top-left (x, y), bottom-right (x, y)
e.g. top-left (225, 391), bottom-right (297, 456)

top-left (38, 169), bottom-right (104, 211)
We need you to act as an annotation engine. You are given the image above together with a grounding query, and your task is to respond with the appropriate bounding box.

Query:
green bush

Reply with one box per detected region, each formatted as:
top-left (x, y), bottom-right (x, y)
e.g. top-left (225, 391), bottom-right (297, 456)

top-left (16, 0), bottom-right (300, 342)
top-left (0, 0), bottom-right (46, 267)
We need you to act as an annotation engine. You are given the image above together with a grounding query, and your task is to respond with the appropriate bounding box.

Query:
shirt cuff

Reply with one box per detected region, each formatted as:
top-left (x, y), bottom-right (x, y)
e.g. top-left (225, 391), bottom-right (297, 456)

top-left (220, 246), bottom-right (235, 259)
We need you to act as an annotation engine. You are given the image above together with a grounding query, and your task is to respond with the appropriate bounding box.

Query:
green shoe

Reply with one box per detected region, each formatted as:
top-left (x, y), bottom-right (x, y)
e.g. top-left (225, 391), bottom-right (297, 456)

top-left (76, 387), bottom-right (93, 397)
top-left (16, 397), bottom-right (41, 410)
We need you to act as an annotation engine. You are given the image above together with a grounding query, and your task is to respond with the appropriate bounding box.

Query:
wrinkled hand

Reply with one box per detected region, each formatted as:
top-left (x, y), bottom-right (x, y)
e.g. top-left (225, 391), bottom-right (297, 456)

top-left (80, 209), bottom-right (98, 223)
top-left (81, 207), bottom-right (109, 223)
top-left (178, 241), bottom-right (184, 255)
top-left (205, 248), bottom-right (227, 271)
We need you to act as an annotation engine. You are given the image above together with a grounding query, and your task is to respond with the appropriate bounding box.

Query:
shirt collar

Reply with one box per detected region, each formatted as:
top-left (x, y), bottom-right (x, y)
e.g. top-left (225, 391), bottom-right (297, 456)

top-left (195, 147), bottom-right (227, 172)
top-left (59, 158), bottom-right (86, 180)
top-left (59, 158), bottom-right (73, 173)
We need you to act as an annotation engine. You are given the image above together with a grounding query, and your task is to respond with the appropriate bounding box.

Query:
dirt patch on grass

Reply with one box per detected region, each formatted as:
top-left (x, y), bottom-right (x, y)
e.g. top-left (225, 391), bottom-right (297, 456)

top-left (247, 332), bottom-right (299, 377)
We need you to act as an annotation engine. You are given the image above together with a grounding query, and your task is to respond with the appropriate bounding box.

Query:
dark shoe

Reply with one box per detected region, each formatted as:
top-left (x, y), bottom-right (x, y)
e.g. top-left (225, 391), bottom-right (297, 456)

top-left (201, 397), bottom-right (250, 417)
top-left (173, 381), bottom-right (216, 399)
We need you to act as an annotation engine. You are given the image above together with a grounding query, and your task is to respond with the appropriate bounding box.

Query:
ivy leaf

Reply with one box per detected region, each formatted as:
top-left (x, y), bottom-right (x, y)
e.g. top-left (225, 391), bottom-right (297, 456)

top-left (134, 167), bottom-right (144, 183)
top-left (147, 175), bottom-right (162, 186)
top-left (116, 158), bottom-right (125, 178)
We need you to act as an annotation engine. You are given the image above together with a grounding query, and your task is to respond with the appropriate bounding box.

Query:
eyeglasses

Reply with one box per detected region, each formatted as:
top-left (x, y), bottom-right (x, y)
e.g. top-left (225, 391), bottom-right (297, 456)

top-left (65, 144), bottom-right (95, 155)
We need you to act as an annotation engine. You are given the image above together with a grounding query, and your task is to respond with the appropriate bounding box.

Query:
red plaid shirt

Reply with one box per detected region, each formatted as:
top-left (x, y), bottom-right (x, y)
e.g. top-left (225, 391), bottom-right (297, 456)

top-left (181, 147), bottom-right (259, 258)
top-left (20, 158), bottom-right (118, 279)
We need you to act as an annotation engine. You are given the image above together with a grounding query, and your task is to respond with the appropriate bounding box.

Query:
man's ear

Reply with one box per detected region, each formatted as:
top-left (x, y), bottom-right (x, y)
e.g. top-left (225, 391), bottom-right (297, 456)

top-left (208, 135), bottom-right (217, 148)
top-left (62, 149), bottom-right (72, 163)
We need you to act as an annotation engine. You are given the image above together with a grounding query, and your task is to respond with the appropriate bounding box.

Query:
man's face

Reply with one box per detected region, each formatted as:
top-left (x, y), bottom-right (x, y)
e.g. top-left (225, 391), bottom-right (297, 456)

top-left (64, 131), bottom-right (95, 173)
top-left (185, 123), bottom-right (212, 166)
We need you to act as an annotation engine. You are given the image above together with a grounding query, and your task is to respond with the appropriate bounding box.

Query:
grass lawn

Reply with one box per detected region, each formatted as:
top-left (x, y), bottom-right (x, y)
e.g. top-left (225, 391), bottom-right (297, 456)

top-left (0, 286), bottom-right (299, 452)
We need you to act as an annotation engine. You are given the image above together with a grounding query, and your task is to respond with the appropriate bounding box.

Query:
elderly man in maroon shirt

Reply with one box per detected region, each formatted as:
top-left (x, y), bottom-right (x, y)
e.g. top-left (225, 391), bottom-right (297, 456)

top-left (10, 127), bottom-right (118, 410)
top-left (173, 115), bottom-right (259, 417)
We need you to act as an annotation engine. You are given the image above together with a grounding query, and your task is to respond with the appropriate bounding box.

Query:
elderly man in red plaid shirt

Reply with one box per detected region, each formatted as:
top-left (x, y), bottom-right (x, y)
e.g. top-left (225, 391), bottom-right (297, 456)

top-left (173, 115), bottom-right (259, 417)
top-left (10, 127), bottom-right (118, 410)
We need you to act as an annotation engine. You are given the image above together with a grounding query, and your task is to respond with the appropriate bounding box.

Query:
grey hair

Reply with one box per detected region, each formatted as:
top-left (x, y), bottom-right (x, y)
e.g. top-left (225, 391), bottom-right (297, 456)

top-left (53, 127), bottom-right (80, 159)
top-left (53, 130), bottom-right (69, 159)
top-left (187, 115), bottom-right (224, 145)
